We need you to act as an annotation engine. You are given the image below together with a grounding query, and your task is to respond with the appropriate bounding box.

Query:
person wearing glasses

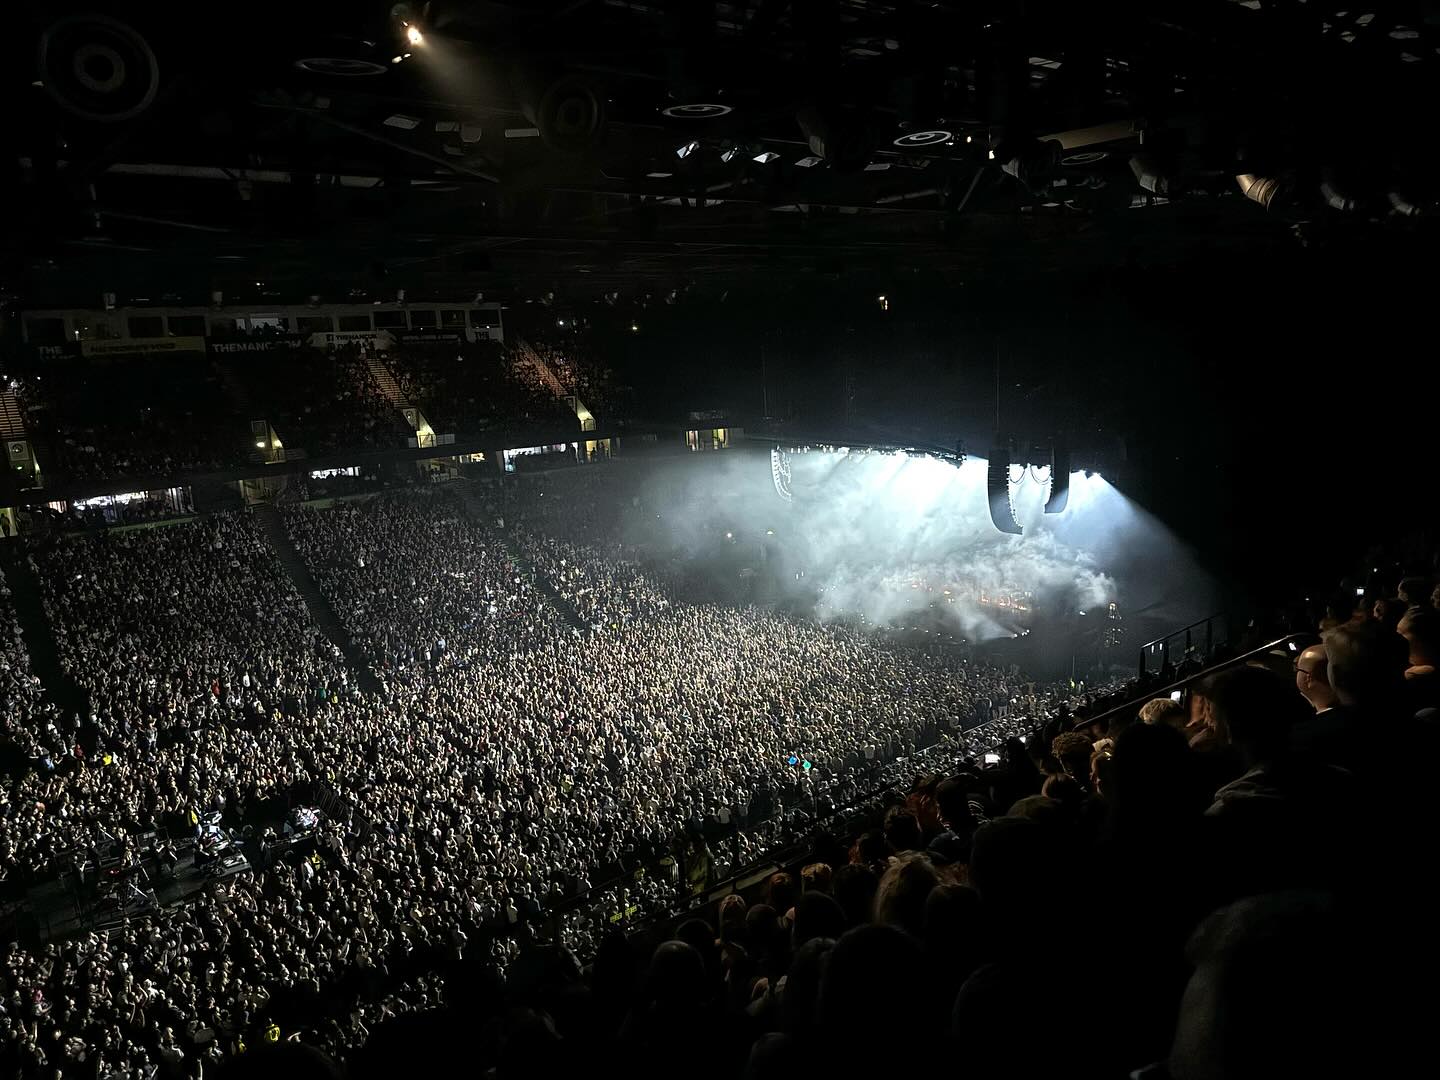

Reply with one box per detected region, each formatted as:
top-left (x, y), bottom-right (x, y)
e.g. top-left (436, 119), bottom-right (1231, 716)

top-left (1291, 642), bottom-right (1361, 772)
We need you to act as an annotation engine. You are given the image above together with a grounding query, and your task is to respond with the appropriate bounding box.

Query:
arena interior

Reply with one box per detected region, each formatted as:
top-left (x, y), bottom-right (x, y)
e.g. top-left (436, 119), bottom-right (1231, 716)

top-left (1, 4), bottom-right (1437, 1078)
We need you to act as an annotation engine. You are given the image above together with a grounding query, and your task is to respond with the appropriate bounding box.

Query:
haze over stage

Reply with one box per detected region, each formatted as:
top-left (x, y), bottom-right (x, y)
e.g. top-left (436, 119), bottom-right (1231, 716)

top-left (622, 447), bottom-right (1216, 675)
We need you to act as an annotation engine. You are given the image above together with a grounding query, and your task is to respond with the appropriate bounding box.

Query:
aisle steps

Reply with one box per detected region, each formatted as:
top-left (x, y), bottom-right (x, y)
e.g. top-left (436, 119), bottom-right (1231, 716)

top-left (252, 503), bottom-right (379, 691)
top-left (456, 483), bottom-right (590, 633)
top-left (0, 544), bottom-right (89, 718)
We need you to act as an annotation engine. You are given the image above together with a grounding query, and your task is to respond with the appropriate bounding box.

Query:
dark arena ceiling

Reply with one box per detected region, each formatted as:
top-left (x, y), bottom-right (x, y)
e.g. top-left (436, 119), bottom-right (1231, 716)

top-left (5, 1), bottom-right (1439, 302)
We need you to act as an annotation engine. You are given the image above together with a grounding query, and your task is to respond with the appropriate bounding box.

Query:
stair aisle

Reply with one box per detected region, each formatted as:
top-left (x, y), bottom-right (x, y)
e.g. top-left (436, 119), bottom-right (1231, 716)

top-left (456, 483), bottom-right (590, 634)
top-left (0, 543), bottom-right (89, 719)
top-left (0, 389), bottom-right (26, 440)
top-left (366, 357), bottom-right (410, 408)
top-left (252, 503), bottom-right (380, 692)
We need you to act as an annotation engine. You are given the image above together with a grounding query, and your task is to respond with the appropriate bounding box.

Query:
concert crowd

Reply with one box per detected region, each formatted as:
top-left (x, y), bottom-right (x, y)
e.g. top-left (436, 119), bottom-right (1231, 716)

top-left (0, 481), bottom-right (1433, 1079)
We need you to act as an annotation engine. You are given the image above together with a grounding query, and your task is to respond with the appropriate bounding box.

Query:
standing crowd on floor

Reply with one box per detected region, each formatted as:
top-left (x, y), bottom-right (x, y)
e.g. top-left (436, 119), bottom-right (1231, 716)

top-left (0, 486), bottom-right (1084, 1078)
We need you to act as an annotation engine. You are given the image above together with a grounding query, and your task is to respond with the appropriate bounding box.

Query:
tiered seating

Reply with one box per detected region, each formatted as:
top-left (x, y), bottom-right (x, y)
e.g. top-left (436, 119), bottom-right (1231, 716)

top-left (0, 387), bottom-right (26, 440)
top-left (1, 513), bottom-right (348, 881)
top-left (385, 340), bottom-right (577, 438)
top-left (0, 468), bottom-right (1430, 1078)
top-left (524, 332), bottom-right (625, 416)
top-left (282, 487), bottom-right (562, 677)
top-left (227, 344), bottom-right (412, 455)
top-left (15, 357), bottom-right (247, 483)
top-left (0, 563), bottom-right (60, 793)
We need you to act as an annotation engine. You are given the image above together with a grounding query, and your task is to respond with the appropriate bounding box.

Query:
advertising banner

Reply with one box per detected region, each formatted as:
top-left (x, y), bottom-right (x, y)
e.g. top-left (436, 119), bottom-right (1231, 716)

top-left (80, 336), bottom-right (207, 357)
top-left (208, 334), bottom-right (308, 355)
top-left (394, 329), bottom-right (465, 345)
top-left (309, 330), bottom-right (395, 351)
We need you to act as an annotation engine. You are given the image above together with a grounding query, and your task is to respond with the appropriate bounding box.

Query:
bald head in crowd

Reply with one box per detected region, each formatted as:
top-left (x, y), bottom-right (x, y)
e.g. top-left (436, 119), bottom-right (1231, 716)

top-left (1293, 645), bottom-right (1337, 713)
top-left (1398, 609), bottom-right (1437, 677)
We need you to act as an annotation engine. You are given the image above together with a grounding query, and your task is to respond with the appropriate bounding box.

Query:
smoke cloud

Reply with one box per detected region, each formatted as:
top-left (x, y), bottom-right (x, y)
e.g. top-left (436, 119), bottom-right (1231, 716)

top-left (621, 448), bottom-right (1215, 658)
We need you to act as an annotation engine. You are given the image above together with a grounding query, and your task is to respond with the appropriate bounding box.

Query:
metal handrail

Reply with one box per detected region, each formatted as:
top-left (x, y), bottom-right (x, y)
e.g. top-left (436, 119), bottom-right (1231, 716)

top-left (1079, 632), bottom-right (1311, 732)
top-left (549, 732), bottom-right (970, 919)
top-left (1137, 613), bottom-right (1228, 678)
top-left (1138, 614), bottom-right (1227, 653)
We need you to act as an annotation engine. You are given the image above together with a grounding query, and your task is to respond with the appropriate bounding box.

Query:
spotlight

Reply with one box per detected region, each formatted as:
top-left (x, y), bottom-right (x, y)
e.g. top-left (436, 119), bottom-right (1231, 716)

top-left (752, 151), bottom-right (780, 164)
top-left (1128, 154), bottom-right (1173, 196)
top-left (796, 106), bottom-right (873, 172)
top-left (630, 323), bottom-right (639, 332)
top-left (1044, 447), bottom-right (1071, 514)
top-left (676, 140), bottom-right (699, 160)
top-left (1236, 172), bottom-right (1287, 210)
top-left (877, 294), bottom-right (888, 311)
top-left (406, 25), bottom-right (423, 46)
top-left (1387, 191), bottom-right (1422, 217)
top-left (995, 138), bottom-right (1063, 191)
top-left (1320, 168), bottom-right (1357, 212)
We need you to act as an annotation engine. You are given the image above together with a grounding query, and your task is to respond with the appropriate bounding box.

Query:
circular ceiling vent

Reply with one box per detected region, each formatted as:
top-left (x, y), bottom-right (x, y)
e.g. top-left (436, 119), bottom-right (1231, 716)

top-left (661, 103), bottom-right (733, 119)
top-left (892, 129), bottom-right (953, 148)
top-left (294, 57), bottom-right (389, 77)
top-left (37, 13), bottom-right (160, 123)
top-left (1062, 150), bottom-right (1109, 166)
top-left (538, 76), bottom-right (608, 154)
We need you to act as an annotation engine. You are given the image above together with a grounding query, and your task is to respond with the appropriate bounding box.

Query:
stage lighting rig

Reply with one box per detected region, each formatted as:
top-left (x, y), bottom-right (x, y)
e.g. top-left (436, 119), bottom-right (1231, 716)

top-left (1044, 447), bottom-right (1071, 514)
top-left (771, 448), bottom-right (793, 503)
top-left (391, 4), bottom-right (425, 46)
top-left (1236, 172), bottom-right (1289, 211)
top-left (994, 138), bottom-right (1064, 193)
top-left (1129, 155), bottom-right (1175, 197)
top-left (987, 446), bottom-right (1023, 536)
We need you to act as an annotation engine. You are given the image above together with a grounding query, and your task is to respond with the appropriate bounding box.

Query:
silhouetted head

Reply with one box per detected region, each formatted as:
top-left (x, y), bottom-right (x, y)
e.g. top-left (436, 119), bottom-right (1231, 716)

top-left (873, 852), bottom-right (940, 937)
top-left (882, 806), bottom-right (923, 853)
top-left (1206, 665), bottom-right (1306, 765)
top-left (1325, 622), bottom-right (1408, 707)
top-left (831, 863), bottom-right (879, 929)
top-left (644, 940), bottom-right (706, 1010)
top-left (817, 924), bottom-right (930, 1047)
top-left (1168, 892), bottom-right (1366, 1080)
top-left (792, 890), bottom-right (847, 948)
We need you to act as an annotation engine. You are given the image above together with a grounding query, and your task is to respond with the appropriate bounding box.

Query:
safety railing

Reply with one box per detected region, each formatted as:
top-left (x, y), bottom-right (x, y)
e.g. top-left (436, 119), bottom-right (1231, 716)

top-left (1138, 613), bottom-right (1229, 678)
top-left (548, 716), bottom-right (1044, 928)
top-left (1082, 631), bottom-right (1311, 733)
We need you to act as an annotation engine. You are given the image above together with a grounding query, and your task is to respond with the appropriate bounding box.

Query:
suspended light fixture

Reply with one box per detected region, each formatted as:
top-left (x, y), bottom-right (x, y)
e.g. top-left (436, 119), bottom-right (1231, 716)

top-left (1044, 448), bottom-right (1071, 514)
top-left (987, 448), bottom-right (1023, 535)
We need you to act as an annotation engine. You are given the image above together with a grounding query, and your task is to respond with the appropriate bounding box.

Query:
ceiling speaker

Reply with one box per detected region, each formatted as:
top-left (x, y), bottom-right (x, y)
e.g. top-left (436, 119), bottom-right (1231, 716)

top-left (37, 13), bottom-right (160, 123)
